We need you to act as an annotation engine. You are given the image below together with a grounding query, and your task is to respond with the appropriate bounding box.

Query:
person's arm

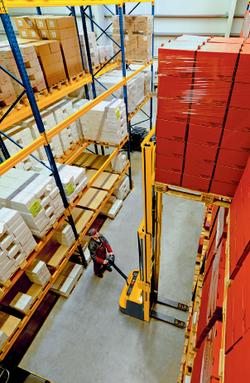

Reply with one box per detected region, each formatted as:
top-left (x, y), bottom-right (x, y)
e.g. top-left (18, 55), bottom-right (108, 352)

top-left (88, 240), bottom-right (105, 264)
top-left (100, 235), bottom-right (113, 254)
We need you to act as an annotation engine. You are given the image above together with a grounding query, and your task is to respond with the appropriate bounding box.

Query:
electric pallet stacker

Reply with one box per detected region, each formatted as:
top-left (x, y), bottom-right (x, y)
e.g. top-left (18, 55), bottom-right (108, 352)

top-left (118, 130), bottom-right (189, 329)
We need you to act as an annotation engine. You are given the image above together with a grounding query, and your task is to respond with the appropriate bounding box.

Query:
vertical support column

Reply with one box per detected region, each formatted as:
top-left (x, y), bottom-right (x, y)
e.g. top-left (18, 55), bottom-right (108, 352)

top-left (0, 13), bottom-right (87, 266)
top-left (80, 5), bottom-right (98, 155)
top-left (71, 6), bottom-right (90, 99)
top-left (0, 135), bottom-right (10, 160)
top-left (153, 191), bottom-right (163, 299)
top-left (150, 2), bottom-right (155, 130)
top-left (36, 7), bottom-right (42, 15)
top-left (118, 4), bottom-right (132, 189)
top-left (89, 6), bottom-right (95, 32)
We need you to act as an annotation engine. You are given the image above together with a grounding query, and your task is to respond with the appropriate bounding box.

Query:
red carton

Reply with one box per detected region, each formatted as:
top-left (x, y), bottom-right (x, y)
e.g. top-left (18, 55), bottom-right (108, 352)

top-left (156, 137), bottom-right (185, 157)
top-left (210, 180), bottom-right (238, 197)
top-left (156, 119), bottom-right (186, 141)
top-left (182, 173), bottom-right (210, 192)
top-left (217, 148), bottom-right (249, 168)
top-left (221, 128), bottom-right (250, 151)
top-left (155, 168), bottom-right (181, 185)
top-left (189, 123), bottom-right (221, 145)
top-left (155, 152), bottom-right (183, 172)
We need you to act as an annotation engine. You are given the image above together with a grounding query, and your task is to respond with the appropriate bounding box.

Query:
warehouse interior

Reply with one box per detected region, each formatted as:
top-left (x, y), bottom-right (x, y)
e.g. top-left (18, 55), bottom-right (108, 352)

top-left (0, 1), bottom-right (249, 383)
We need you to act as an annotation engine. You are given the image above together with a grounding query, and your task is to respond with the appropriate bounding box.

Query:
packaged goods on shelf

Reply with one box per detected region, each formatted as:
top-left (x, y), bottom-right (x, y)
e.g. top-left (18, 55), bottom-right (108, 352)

top-left (51, 261), bottom-right (83, 297)
top-left (3, 124), bottom-right (41, 170)
top-left (0, 207), bottom-right (37, 284)
top-left (112, 15), bottom-right (152, 62)
top-left (0, 61), bottom-right (16, 107)
top-left (101, 196), bottom-right (123, 219)
top-left (33, 161), bottom-right (87, 203)
top-left (97, 44), bottom-right (113, 65)
top-left (14, 15), bottom-right (83, 79)
top-left (95, 70), bottom-right (145, 113)
top-left (0, 168), bottom-right (64, 237)
top-left (28, 40), bottom-right (67, 87)
top-left (0, 43), bottom-right (46, 93)
top-left (80, 99), bottom-right (127, 144)
top-left (54, 207), bottom-right (93, 247)
top-left (0, 312), bottom-right (21, 339)
top-left (111, 151), bottom-right (128, 173)
top-left (26, 259), bottom-right (51, 286)
top-left (113, 175), bottom-right (130, 200)
top-left (129, 65), bottom-right (152, 94)
top-left (49, 98), bottom-right (81, 147)
top-left (72, 98), bottom-right (90, 138)
top-left (0, 330), bottom-right (8, 349)
top-left (9, 292), bottom-right (33, 314)
top-left (155, 36), bottom-right (250, 197)
top-left (79, 32), bottom-right (99, 69)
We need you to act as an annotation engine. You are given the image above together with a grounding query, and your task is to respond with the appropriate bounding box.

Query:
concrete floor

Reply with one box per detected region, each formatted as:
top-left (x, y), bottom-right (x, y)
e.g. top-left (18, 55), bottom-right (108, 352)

top-left (20, 152), bottom-right (204, 383)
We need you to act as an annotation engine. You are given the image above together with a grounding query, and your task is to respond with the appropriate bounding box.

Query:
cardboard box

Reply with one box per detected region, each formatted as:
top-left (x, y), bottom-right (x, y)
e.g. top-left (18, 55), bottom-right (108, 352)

top-left (156, 119), bottom-right (186, 141)
top-left (210, 180), bottom-right (238, 197)
top-left (14, 16), bottom-right (36, 30)
top-left (9, 292), bottom-right (33, 314)
top-left (189, 123), bottom-right (221, 145)
top-left (46, 16), bottom-right (75, 30)
top-left (30, 40), bottom-right (66, 86)
top-left (156, 152), bottom-right (183, 172)
top-left (34, 16), bottom-right (48, 30)
top-left (156, 137), bottom-right (185, 157)
top-left (49, 27), bottom-right (77, 41)
top-left (19, 28), bottom-right (41, 40)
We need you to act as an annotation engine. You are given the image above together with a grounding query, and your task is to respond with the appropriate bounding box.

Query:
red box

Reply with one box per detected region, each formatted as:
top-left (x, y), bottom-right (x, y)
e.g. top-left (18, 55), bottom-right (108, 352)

top-left (214, 164), bottom-right (243, 184)
top-left (184, 157), bottom-right (214, 178)
top-left (156, 137), bottom-right (185, 157)
top-left (191, 342), bottom-right (205, 383)
top-left (182, 173), bottom-right (210, 192)
top-left (186, 142), bottom-right (218, 162)
top-left (221, 128), bottom-right (250, 151)
top-left (231, 82), bottom-right (250, 109)
top-left (156, 119), bottom-right (186, 141)
top-left (225, 330), bottom-right (250, 383)
top-left (189, 123), bottom-right (222, 145)
top-left (190, 104), bottom-right (226, 127)
top-left (192, 79), bottom-right (231, 103)
top-left (158, 47), bottom-right (196, 76)
top-left (156, 152), bottom-right (183, 172)
top-left (155, 167), bottom-right (181, 185)
top-left (210, 179), bottom-right (237, 197)
top-left (158, 75), bottom-right (192, 97)
top-left (217, 148), bottom-right (249, 168)
top-left (235, 45), bottom-right (250, 84)
top-left (225, 107), bottom-right (250, 132)
top-left (157, 97), bottom-right (189, 122)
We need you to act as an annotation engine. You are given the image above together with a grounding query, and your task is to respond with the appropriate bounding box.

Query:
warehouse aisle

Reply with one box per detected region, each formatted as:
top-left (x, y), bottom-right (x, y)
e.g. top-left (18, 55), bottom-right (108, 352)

top-left (20, 152), bottom-right (204, 383)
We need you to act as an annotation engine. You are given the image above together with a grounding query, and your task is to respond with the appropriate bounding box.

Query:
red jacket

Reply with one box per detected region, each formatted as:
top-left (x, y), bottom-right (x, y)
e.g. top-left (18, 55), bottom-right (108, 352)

top-left (88, 235), bottom-right (113, 264)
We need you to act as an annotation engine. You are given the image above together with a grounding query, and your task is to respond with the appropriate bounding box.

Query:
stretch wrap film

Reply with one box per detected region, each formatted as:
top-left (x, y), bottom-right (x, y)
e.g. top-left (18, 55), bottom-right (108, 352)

top-left (156, 35), bottom-right (250, 197)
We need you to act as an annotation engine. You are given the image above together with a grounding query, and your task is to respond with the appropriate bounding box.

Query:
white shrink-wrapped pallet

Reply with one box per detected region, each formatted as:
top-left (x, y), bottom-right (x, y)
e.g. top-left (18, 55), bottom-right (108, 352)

top-left (0, 169), bottom-right (64, 237)
top-left (26, 259), bottom-right (51, 286)
top-left (113, 175), bottom-right (130, 200)
top-left (80, 99), bottom-right (127, 144)
top-left (0, 207), bottom-right (37, 284)
top-left (111, 151), bottom-right (127, 173)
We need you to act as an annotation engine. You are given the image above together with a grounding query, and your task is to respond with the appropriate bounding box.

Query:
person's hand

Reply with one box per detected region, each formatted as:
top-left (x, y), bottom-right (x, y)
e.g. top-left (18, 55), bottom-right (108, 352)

top-left (103, 259), bottom-right (108, 265)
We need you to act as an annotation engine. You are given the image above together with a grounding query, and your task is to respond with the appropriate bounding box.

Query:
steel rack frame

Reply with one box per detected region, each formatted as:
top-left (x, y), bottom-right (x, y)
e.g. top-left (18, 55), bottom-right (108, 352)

top-left (0, 0), bottom-right (154, 361)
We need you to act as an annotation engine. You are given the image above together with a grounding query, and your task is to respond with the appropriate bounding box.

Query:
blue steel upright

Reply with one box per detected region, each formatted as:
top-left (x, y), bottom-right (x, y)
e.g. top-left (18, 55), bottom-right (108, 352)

top-left (0, 12), bottom-right (87, 266)
top-left (118, 5), bottom-right (132, 189)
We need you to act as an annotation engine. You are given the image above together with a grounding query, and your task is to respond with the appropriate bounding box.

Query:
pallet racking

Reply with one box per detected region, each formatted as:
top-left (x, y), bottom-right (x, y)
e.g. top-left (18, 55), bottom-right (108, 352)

top-left (0, 0), bottom-right (154, 360)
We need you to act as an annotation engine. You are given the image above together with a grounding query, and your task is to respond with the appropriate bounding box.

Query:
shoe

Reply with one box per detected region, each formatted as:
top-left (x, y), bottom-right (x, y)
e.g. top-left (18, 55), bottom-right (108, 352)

top-left (107, 266), bottom-right (112, 272)
top-left (96, 273), bottom-right (103, 278)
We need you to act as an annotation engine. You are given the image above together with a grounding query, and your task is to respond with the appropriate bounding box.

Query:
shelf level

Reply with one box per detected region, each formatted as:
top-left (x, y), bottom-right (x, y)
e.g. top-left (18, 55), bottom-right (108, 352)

top-left (0, 61), bottom-right (119, 132)
top-left (0, 162), bottom-right (129, 361)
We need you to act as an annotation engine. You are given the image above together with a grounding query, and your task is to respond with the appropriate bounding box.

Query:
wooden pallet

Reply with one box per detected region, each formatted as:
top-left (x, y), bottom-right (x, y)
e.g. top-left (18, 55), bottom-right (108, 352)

top-left (49, 79), bottom-right (68, 92)
top-left (69, 71), bottom-right (86, 84)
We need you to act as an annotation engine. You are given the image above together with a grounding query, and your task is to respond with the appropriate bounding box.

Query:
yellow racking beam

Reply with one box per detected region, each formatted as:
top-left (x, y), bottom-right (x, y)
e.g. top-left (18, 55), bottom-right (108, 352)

top-left (2, 0), bottom-right (153, 10)
top-left (0, 62), bottom-right (151, 176)
top-left (0, 62), bottom-right (119, 132)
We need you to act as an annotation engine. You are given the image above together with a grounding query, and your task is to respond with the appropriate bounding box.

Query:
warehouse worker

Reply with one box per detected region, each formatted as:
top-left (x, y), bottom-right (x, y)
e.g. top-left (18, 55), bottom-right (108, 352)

top-left (88, 228), bottom-right (113, 278)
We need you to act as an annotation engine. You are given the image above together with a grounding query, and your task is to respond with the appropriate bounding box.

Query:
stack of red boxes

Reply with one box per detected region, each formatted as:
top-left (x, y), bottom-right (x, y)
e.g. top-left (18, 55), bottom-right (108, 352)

top-left (224, 156), bottom-right (250, 383)
top-left (190, 206), bottom-right (228, 383)
top-left (156, 36), bottom-right (250, 197)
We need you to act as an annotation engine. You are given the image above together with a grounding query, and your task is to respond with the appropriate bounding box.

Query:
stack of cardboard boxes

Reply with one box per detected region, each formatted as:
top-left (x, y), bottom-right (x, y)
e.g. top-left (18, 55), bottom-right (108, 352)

top-left (156, 35), bottom-right (250, 197)
top-left (0, 207), bottom-right (37, 284)
top-left (112, 15), bottom-right (152, 62)
top-left (0, 42), bottom-right (46, 94)
top-left (14, 15), bottom-right (83, 80)
top-left (29, 40), bottom-right (66, 87)
top-left (0, 65), bottom-right (16, 107)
